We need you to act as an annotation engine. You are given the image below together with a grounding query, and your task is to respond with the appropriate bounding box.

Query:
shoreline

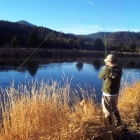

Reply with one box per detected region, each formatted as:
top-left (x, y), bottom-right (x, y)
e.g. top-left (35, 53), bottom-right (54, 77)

top-left (0, 48), bottom-right (140, 59)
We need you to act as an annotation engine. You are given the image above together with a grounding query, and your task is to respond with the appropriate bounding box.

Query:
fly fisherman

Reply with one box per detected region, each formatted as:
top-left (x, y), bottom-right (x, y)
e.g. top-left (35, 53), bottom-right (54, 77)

top-left (98, 54), bottom-right (122, 126)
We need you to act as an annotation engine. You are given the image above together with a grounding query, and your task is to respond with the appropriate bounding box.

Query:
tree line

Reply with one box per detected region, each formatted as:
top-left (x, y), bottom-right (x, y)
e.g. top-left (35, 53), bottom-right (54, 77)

top-left (0, 20), bottom-right (140, 53)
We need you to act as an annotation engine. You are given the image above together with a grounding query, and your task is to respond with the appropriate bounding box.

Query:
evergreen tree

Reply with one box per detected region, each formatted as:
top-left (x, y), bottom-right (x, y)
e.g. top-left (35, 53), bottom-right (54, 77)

top-left (129, 43), bottom-right (137, 52)
top-left (93, 38), bottom-right (104, 51)
top-left (117, 41), bottom-right (124, 52)
top-left (11, 36), bottom-right (19, 48)
top-left (76, 38), bottom-right (84, 50)
top-left (27, 31), bottom-right (39, 48)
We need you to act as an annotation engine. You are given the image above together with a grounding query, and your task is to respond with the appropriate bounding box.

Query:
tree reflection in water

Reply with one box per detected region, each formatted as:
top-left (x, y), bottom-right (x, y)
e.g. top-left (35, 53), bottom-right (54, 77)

top-left (27, 61), bottom-right (38, 76)
top-left (128, 61), bottom-right (135, 68)
top-left (76, 62), bottom-right (83, 71)
top-left (0, 57), bottom-right (140, 75)
top-left (92, 59), bottom-right (102, 71)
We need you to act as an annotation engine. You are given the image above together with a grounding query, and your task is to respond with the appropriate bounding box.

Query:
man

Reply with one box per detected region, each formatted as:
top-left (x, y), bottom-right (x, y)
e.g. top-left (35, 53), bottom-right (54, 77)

top-left (98, 54), bottom-right (122, 126)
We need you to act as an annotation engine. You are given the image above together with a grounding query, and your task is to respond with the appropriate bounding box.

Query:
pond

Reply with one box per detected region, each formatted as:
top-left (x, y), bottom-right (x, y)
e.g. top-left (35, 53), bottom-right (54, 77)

top-left (0, 57), bottom-right (140, 102)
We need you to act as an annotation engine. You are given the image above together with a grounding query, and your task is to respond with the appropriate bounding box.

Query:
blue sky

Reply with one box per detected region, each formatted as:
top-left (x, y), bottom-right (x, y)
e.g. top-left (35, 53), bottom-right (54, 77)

top-left (0, 0), bottom-right (140, 35)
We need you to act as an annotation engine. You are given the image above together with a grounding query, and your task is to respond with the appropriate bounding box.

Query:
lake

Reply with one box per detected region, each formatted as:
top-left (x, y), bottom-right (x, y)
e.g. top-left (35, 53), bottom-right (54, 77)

top-left (0, 57), bottom-right (140, 101)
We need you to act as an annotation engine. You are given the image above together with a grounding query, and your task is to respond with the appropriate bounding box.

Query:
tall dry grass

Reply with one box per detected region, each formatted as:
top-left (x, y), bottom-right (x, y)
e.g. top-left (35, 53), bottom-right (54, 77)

top-left (0, 75), bottom-right (140, 140)
top-left (0, 76), bottom-right (102, 140)
top-left (118, 81), bottom-right (140, 126)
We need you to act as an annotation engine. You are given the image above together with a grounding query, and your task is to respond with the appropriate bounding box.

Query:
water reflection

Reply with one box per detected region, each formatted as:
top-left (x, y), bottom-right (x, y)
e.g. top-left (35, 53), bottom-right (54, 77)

top-left (10, 61), bottom-right (19, 68)
top-left (0, 57), bottom-right (140, 103)
top-left (135, 62), bottom-right (140, 69)
top-left (92, 59), bottom-right (102, 71)
top-left (0, 57), bottom-right (140, 75)
top-left (76, 62), bottom-right (83, 71)
top-left (128, 61), bottom-right (135, 68)
top-left (26, 61), bottom-right (38, 76)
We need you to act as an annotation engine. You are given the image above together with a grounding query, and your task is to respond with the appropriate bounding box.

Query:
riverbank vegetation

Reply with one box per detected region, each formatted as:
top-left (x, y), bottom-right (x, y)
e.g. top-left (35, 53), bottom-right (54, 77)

top-left (0, 77), bottom-right (140, 139)
top-left (0, 48), bottom-right (140, 60)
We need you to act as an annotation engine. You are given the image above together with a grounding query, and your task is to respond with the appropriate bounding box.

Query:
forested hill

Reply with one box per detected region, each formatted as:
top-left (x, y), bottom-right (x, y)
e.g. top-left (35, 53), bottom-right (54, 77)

top-left (0, 20), bottom-right (140, 52)
top-left (0, 20), bottom-right (80, 49)
top-left (75, 31), bottom-right (140, 48)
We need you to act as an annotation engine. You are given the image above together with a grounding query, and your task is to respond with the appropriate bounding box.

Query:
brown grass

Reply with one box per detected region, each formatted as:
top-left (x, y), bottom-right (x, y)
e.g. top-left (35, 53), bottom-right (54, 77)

top-left (0, 77), bottom-right (140, 140)
top-left (118, 82), bottom-right (140, 128)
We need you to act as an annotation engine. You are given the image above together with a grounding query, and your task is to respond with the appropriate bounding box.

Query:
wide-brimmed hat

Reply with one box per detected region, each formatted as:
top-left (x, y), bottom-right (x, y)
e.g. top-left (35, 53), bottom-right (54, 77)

top-left (104, 54), bottom-right (117, 62)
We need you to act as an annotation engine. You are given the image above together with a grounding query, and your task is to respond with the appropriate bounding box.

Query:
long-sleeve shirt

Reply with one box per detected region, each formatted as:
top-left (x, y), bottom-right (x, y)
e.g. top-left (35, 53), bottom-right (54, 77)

top-left (98, 65), bottom-right (122, 95)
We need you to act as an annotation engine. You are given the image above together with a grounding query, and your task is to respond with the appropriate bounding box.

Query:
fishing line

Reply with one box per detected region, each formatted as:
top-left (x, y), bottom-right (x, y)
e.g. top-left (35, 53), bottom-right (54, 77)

top-left (17, 1), bottom-right (81, 70)
top-left (17, 0), bottom-right (107, 70)
top-left (84, 0), bottom-right (107, 57)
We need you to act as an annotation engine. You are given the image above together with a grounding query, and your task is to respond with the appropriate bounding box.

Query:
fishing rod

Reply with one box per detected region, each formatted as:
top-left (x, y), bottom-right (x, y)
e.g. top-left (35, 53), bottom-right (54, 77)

top-left (17, 0), bottom-right (107, 70)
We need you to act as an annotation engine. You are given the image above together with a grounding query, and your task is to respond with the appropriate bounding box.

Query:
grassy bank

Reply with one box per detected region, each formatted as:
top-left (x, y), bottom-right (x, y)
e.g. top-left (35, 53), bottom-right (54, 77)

top-left (0, 48), bottom-right (140, 59)
top-left (0, 78), bottom-right (140, 140)
top-left (0, 48), bottom-right (105, 59)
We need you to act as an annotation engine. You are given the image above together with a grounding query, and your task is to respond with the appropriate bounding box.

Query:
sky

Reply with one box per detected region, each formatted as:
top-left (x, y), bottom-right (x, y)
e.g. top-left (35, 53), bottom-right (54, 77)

top-left (0, 0), bottom-right (140, 35)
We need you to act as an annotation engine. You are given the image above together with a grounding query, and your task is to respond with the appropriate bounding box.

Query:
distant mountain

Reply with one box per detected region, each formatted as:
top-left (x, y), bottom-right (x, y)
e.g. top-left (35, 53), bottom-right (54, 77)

top-left (87, 32), bottom-right (111, 39)
top-left (16, 20), bottom-right (35, 27)
top-left (69, 31), bottom-right (140, 47)
top-left (68, 32), bottom-right (112, 42)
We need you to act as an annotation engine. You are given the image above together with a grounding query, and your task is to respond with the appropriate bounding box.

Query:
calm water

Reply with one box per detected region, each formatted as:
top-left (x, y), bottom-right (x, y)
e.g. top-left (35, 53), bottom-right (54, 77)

top-left (0, 57), bottom-right (140, 101)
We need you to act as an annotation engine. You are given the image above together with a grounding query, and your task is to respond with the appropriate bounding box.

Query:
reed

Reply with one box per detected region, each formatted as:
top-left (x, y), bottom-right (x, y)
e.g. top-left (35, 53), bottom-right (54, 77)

top-left (0, 75), bottom-right (140, 140)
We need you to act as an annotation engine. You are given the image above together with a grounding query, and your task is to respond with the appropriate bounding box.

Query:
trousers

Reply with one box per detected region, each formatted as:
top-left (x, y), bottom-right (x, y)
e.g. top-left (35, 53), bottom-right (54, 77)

top-left (102, 95), bottom-right (119, 117)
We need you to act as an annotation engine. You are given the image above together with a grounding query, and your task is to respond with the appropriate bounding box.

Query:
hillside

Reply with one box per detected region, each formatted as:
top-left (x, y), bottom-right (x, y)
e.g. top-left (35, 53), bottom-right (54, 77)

top-left (0, 20), bottom-right (78, 49)
top-left (73, 31), bottom-right (140, 48)
top-left (75, 32), bottom-right (111, 41)
top-left (0, 20), bottom-right (140, 52)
